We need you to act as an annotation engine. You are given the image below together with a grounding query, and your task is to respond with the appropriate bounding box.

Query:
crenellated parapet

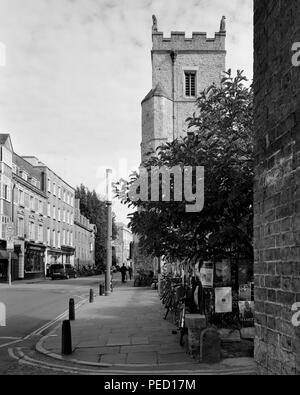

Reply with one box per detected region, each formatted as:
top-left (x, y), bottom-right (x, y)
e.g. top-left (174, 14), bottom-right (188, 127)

top-left (152, 31), bottom-right (226, 52)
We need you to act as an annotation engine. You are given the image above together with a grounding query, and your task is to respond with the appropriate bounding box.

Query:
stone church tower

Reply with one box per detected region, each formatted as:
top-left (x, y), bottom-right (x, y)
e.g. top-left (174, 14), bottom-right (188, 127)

top-left (141, 16), bottom-right (227, 160)
top-left (134, 17), bottom-right (226, 273)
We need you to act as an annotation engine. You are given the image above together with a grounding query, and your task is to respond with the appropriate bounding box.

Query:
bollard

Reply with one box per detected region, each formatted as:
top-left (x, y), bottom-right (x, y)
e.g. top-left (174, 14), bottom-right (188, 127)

top-left (89, 288), bottom-right (94, 303)
top-left (99, 283), bottom-right (105, 296)
top-left (61, 320), bottom-right (72, 355)
top-left (69, 298), bottom-right (75, 321)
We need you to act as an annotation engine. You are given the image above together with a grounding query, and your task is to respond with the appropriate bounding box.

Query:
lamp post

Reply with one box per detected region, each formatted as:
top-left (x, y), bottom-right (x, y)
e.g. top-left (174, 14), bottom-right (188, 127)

top-left (105, 169), bottom-right (112, 296)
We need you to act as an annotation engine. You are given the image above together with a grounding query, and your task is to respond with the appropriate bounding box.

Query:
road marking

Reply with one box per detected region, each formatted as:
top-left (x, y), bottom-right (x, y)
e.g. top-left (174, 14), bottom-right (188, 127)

top-left (23, 298), bottom-right (87, 339)
top-left (0, 339), bottom-right (23, 349)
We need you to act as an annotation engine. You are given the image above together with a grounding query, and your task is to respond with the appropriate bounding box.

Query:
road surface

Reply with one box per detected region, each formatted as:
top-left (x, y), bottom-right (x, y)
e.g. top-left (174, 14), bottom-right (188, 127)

top-left (0, 276), bottom-right (104, 374)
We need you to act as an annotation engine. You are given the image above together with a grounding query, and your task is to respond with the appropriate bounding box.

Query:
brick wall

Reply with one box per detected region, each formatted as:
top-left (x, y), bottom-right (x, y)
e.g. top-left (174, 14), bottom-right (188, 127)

top-left (254, 0), bottom-right (300, 375)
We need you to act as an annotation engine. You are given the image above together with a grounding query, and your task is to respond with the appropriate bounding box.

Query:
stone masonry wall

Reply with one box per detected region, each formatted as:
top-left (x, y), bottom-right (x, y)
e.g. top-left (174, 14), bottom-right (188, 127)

top-left (254, 0), bottom-right (300, 375)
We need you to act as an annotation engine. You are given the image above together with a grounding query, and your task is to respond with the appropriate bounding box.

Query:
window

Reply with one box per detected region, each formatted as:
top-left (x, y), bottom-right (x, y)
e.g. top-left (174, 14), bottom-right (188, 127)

top-left (70, 213), bottom-right (73, 225)
top-left (48, 179), bottom-right (51, 193)
top-left (58, 186), bottom-right (61, 199)
top-left (24, 193), bottom-right (29, 208)
top-left (185, 71), bottom-right (196, 97)
top-left (63, 190), bottom-right (66, 202)
top-left (17, 217), bottom-right (24, 238)
top-left (53, 205), bottom-right (56, 220)
top-left (3, 184), bottom-right (9, 201)
top-left (58, 208), bottom-right (61, 222)
top-left (29, 222), bottom-right (35, 240)
top-left (31, 178), bottom-right (37, 187)
top-left (19, 190), bottom-right (24, 206)
top-left (30, 196), bottom-right (35, 211)
top-left (38, 201), bottom-right (43, 215)
top-left (53, 183), bottom-right (56, 196)
top-left (47, 202), bottom-right (51, 217)
top-left (57, 231), bottom-right (61, 248)
top-left (21, 171), bottom-right (28, 181)
top-left (47, 228), bottom-right (51, 245)
top-left (66, 230), bottom-right (70, 246)
top-left (66, 210), bottom-right (69, 224)
top-left (38, 225), bottom-right (43, 243)
top-left (52, 230), bottom-right (56, 247)
top-left (63, 229), bottom-right (66, 245)
top-left (63, 209), bottom-right (66, 223)
top-left (70, 232), bottom-right (73, 247)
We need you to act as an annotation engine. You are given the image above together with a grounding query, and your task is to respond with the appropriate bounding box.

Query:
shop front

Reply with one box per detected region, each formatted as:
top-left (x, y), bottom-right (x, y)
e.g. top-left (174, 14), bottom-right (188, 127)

top-left (24, 242), bottom-right (46, 280)
top-left (61, 246), bottom-right (75, 266)
top-left (0, 241), bottom-right (19, 282)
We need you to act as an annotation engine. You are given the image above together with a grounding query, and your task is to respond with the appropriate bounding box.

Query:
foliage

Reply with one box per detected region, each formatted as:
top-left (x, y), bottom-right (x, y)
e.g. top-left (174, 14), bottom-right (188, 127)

top-left (75, 185), bottom-right (118, 269)
top-left (115, 70), bottom-right (254, 264)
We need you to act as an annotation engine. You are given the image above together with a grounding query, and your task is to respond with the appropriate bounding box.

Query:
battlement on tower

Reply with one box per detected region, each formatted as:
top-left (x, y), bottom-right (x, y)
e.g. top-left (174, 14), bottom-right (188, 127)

top-left (152, 31), bottom-right (226, 52)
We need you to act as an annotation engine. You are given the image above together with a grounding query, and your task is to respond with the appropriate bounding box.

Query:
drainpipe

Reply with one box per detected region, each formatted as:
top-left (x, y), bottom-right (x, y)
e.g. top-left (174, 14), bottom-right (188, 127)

top-left (170, 50), bottom-right (177, 141)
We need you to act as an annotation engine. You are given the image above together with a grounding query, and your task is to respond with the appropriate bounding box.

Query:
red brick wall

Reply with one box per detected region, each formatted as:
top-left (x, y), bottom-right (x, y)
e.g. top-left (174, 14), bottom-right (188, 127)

top-left (254, 0), bottom-right (300, 375)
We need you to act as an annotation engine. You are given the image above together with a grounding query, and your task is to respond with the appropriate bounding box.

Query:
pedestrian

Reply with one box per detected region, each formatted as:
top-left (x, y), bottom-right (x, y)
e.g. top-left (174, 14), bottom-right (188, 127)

top-left (128, 266), bottom-right (133, 280)
top-left (120, 263), bottom-right (127, 283)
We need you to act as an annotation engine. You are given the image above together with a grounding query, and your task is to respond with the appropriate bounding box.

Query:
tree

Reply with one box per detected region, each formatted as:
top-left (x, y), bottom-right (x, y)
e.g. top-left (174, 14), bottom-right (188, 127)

top-left (75, 185), bottom-right (117, 270)
top-left (115, 70), bottom-right (254, 265)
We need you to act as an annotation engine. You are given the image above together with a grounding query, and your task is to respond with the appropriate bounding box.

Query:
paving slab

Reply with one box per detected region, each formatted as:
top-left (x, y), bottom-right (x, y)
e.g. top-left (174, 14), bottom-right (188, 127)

top-left (158, 352), bottom-right (191, 364)
top-left (120, 345), bottom-right (160, 354)
top-left (106, 336), bottom-right (131, 346)
top-left (126, 352), bottom-right (158, 364)
top-left (131, 336), bottom-right (149, 345)
top-left (100, 353), bottom-right (127, 364)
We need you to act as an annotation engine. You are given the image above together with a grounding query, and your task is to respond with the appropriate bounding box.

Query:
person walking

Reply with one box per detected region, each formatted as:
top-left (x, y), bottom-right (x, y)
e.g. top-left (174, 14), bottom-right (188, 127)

top-left (128, 266), bottom-right (133, 281)
top-left (120, 264), bottom-right (127, 283)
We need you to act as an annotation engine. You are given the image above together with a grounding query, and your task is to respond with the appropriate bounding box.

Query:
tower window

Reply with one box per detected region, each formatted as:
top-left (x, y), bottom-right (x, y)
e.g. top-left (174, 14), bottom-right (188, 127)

top-left (185, 72), bottom-right (196, 97)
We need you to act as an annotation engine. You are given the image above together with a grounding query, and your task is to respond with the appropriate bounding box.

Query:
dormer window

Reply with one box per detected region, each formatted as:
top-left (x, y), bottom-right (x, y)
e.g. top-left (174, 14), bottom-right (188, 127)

top-left (185, 71), bottom-right (196, 97)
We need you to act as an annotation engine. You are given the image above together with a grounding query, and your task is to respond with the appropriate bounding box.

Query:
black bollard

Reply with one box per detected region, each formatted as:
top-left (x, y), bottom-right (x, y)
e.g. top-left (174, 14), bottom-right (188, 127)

top-left (69, 298), bottom-right (75, 321)
top-left (61, 320), bottom-right (72, 355)
top-left (99, 283), bottom-right (104, 296)
top-left (89, 288), bottom-right (94, 303)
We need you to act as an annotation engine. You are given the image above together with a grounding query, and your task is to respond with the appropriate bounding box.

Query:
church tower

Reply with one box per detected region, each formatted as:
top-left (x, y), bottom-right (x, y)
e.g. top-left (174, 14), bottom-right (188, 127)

top-left (141, 16), bottom-right (226, 160)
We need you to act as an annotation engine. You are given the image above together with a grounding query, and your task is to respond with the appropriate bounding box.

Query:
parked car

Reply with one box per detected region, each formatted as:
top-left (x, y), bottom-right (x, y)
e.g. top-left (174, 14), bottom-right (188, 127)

top-left (50, 264), bottom-right (77, 280)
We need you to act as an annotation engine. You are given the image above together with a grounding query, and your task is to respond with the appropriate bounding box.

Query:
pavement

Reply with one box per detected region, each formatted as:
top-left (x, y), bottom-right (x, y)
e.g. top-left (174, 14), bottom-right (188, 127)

top-left (36, 280), bottom-right (257, 374)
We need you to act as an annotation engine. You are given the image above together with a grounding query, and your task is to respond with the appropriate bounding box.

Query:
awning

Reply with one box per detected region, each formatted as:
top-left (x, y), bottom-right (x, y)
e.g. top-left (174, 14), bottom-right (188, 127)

top-left (0, 250), bottom-right (18, 260)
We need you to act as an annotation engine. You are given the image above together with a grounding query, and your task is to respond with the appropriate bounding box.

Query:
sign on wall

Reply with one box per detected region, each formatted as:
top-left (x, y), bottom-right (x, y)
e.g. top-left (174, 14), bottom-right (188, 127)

top-left (215, 287), bottom-right (232, 313)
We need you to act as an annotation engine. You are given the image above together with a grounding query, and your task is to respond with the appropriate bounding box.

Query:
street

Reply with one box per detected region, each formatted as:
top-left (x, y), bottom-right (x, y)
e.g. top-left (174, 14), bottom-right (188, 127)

top-left (0, 276), bottom-right (104, 374)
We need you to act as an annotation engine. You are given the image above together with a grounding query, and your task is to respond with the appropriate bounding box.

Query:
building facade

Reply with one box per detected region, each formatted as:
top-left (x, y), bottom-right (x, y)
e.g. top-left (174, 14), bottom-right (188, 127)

top-left (141, 16), bottom-right (226, 160)
top-left (114, 222), bottom-right (133, 266)
top-left (74, 199), bottom-right (96, 269)
top-left (12, 154), bottom-right (47, 280)
top-left (0, 134), bottom-right (97, 281)
top-left (23, 157), bottom-right (76, 273)
top-left (254, 0), bottom-right (300, 375)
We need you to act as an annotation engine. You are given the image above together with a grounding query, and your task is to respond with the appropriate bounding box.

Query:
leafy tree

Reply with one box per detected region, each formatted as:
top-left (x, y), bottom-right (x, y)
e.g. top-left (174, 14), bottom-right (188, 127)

top-left (115, 70), bottom-right (254, 265)
top-left (75, 185), bottom-right (117, 270)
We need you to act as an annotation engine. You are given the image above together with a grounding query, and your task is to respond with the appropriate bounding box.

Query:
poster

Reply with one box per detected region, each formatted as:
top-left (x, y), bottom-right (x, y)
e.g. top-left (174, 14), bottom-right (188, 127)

top-left (215, 259), bottom-right (231, 283)
top-left (215, 287), bottom-right (232, 313)
top-left (239, 301), bottom-right (255, 327)
top-left (199, 261), bottom-right (214, 288)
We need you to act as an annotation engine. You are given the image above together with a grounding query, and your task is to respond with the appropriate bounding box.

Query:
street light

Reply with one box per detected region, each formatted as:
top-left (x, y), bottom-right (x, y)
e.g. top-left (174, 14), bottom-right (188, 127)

top-left (105, 169), bottom-right (112, 296)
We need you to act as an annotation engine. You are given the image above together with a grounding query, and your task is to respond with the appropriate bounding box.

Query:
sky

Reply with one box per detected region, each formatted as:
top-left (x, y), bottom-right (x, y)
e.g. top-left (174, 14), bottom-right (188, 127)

top-left (0, 0), bottom-right (253, 224)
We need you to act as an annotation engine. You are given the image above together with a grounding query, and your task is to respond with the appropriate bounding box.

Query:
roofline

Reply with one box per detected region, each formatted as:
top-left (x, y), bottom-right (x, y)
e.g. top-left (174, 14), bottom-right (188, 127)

top-left (22, 157), bottom-right (75, 192)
